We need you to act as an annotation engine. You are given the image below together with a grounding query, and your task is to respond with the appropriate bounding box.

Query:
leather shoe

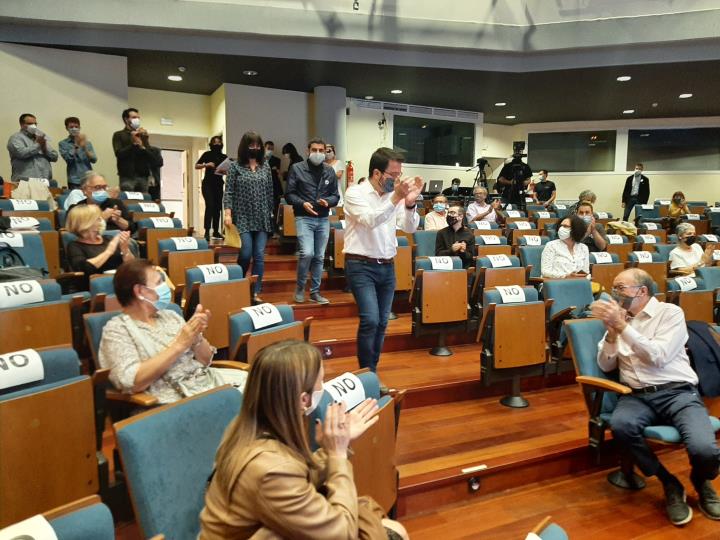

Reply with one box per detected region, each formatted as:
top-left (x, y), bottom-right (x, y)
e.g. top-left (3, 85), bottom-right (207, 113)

top-left (664, 479), bottom-right (692, 526)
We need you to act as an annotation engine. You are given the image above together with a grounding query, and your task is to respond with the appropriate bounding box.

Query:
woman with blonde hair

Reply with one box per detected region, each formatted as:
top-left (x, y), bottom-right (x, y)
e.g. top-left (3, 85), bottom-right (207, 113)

top-left (200, 340), bottom-right (408, 540)
top-left (65, 203), bottom-right (134, 288)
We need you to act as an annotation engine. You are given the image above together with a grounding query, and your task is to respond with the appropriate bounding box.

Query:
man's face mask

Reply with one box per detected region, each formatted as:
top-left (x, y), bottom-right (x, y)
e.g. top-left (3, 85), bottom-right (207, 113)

top-left (380, 174), bottom-right (395, 193)
top-left (446, 214), bottom-right (459, 227)
top-left (634, 168), bottom-right (642, 176)
top-left (129, 118), bottom-right (141, 130)
top-left (68, 127), bottom-right (80, 136)
top-left (611, 285), bottom-right (643, 311)
top-left (25, 123), bottom-right (38, 135)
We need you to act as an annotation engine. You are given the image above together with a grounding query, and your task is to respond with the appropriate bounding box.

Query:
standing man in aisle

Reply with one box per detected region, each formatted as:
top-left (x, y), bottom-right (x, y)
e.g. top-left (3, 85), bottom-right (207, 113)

top-left (343, 147), bottom-right (422, 372)
top-left (286, 138), bottom-right (339, 305)
top-left (7, 113), bottom-right (58, 181)
top-left (59, 117), bottom-right (97, 190)
top-left (112, 108), bottom-right (154, 193)
top-left (622, 163), bottom-right (650, 221)
top-left (195, 136), bottom-right (227, 241)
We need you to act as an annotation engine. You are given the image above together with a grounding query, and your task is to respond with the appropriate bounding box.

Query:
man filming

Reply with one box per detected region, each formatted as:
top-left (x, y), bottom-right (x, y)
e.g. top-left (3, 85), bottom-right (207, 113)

top-left (496, 141), bottom-right (532, 209)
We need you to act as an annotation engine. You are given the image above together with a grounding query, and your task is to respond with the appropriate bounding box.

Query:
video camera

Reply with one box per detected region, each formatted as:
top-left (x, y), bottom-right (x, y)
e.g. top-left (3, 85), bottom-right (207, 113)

top-left (512, 140), bottom-right (527, 159)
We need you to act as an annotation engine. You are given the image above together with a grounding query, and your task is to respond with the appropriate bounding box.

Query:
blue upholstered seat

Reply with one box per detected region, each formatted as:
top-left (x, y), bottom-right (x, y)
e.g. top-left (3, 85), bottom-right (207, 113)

top-left (483, 286), bottom-right (539, 308)
top-left (0, 279), bottom-right (62, 308)
top-left (0, 232), bottom-right (49, 274)
top-left (157, 237), bottom-right (210, 253)
top-left (538, 522), bottom-right (569, 540)
top-left (543, 278), bottom-right (594, 319)
top-left (114, 386), bottom-right (242, 539)
top-left (627, 251), bottom-right (664, 264)
top-left (414, 256), bottom-right (464, 273)
top-left (475, 235), bottom-right (509, 246)
top-left (468, 221), bottom-right (500, 230)
top-left (229, 304), bottom-right (296, 353)
top-left (653, 244), bottom-right (675, 262)
top-left (49, 500), bottom-right (115, 540)
top-left (518, 235), bottom-right (549, 246)
top-left (136, 217), bottom-right (184, 229)
top-left (0, 347), bottom-right (81, 396)
top-left (590, 252), bottom-right (620, 264)
top-left (506, 221), bottom-right (537, 230)
top-left (185, 263), bottom-right (244, 288)
top-left (0, 199), bottom-right (50, 211)
top-left (412, 230), bottom-right (438, 257)
top-left (120, 191), bottom-right (153, 201)
top-left (518, 246), bottom-right (544, 279)
top-left (124, 202), bottom-right (167, 213)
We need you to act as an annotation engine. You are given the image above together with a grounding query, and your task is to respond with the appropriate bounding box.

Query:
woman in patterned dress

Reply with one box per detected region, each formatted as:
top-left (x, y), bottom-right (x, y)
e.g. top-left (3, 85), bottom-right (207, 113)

top-left (224, 131), bottom-right (274, 302)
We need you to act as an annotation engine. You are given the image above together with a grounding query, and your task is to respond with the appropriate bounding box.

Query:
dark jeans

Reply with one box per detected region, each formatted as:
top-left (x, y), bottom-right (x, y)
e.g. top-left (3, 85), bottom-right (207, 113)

top-left (623, 196), bottom-right (639, 221)
top-left (344, 258), bottom-right (396, 372)
top-left (295, 216), bottom-right (330, 294)
top-left (238, 231), bottom-right (269, 294)
top-left (202, 180), bottom-right (223, 235)
top-left (610, 385), bottom-right (720, 481)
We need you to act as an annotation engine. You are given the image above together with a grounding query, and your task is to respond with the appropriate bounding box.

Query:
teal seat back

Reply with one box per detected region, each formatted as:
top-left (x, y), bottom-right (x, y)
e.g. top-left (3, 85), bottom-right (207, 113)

top-left (414, 256), bottom-right (464, 272)
top-left (538, 522), bottom-right (569, 540)
top-left (634, 205), bottom-right (660, 220)
top-left (0, 199), bottom-right (50, 211)
top-left (552, 205), bottom-right (570, 219)
top-left (49, 501), bottom-right (115, 540)
top-left (543, 279), bottom-right (594, 318)
top-left (229, 304), bottom-right (296, 352)
top-left (137, 218), bottom-right (183, 229)
top-left (477, 255), bottom-right (521, 269)
top-left (0, 279), bottom-right (62, 308)
top-left (0, 375), bottom-right (87, 403)
top-left (666, 276), bottom-right (706, 292)
top-left (6, 217), bottom-right (52, 231)
top-left (483, 286), bottom-right (539, 308)
top-left (507, 221), bottom-right (537, 230)
top-left (531, 211), bottom-right (557, 219)
top-left (636, 234), bottom-right (662, 244)
top-left (468, 221), bottom-right (500, 230)
top-left (590, 252), bottom-right (620, 264)
top-left (0, 347), bottom-right (80, 395)
top-left (518, 235), bottom-right (549, 246)
top-left (115, 386), bottom-right (242, 539)
top-left (697, 267), bottom-right (720, 291)
top-left (653, 244), bottom-right (675, 262)
top-left (705, 210), bottom-right (720, 228)
top-left (628, 251), bottom-right (664, 263)
top-left (396, 236), bottom-right (409, 247)
top-left (125, 202), bottom-right (167, 213)
top-left (157, 237), bottom-right (209, 252)
top-left (120, 191), bottom-right (152, 201)
top-left (518, 246), bottom-right (544, 279)
top-left (0, 232), bottom-right (48, 273)
top-left (185, 264), bottom-right (244, 288)
top-left (90, 275), bottom-right (115, 297)
top-left (525, 204), bottom-right (545, 212)
top-left (476, 235), bottom-right (509, 245)
top-left (412, 230), bottom-right (437, 257)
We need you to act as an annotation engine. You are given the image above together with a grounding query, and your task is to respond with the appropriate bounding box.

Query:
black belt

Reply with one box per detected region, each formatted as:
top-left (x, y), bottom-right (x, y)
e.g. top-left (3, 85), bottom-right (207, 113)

top-left (632, 382), bottom-right (694, 394)
top-left (345, 253), bottom-right (393, 265)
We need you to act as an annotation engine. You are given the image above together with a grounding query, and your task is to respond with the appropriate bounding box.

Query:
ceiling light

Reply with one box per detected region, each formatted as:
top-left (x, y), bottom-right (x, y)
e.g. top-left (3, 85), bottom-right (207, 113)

top-left (167, 75), bottom-right (182, 82)
top-left (390, 89), bottom-right (403, 94)
top-left (364, 95), bottom-right (374, 100)
top-left (616, 75), bottom-right (632, 82)
top-left (495, 102), bottom-right (507, 107)
top-left (421, 124), bottom-right (427, 129)
top-left (505, 115), bottom-right (516, 119)
top-left (652, 102), bottom-right (659, 108)
top-left (177, 66), bottom-right (187, 73)
top-left (623, 109), bottom-right (635, 114)
top-left (242, 70), bottom-right (258, 76)
top-left (679, 93), bottom-right (693, 99)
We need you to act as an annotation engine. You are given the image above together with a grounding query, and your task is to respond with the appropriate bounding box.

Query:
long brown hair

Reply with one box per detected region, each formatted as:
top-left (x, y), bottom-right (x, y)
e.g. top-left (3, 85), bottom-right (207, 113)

top-left (214, 340), bottom-right (322, 489)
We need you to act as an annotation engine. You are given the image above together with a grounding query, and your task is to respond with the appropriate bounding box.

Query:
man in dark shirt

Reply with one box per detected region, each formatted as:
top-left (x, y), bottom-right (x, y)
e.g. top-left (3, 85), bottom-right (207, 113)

top-left (532, 169), bottom-right (556, 207)
top-left (286, 138), bottom-right (339, 304)
top-left (435, 205), bottom-right (475, 268)
top-left (67, 172), bottom-right (134, 232)
top-left (497, 157), bottom-right (532, 207)
top-left (195, 136), bottom-right (227, 241)
top-left (112, 108), bottom-right (155, 193)
top-left (622, 162), bottom-right (651, 221)
top-left (576, 201), bottom-right (607, 252)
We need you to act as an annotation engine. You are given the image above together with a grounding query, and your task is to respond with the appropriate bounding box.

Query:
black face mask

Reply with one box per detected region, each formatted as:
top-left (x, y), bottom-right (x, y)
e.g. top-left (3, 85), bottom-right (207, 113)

top-left (685, 235), bottom-right (697, 246)
top-left (211, 144), bottom-right (223, 152)
top-left (446, 215), bottom-right (459, 227)
top-left (247, 148), bottom-right (261, 160)
top-left (673, 197), bottom-right (683, 204)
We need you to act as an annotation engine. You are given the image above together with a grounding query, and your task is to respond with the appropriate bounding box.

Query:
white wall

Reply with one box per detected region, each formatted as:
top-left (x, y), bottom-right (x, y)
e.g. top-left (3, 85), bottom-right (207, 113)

top-left (209, 85), bottom-right (226, 141)
top-left (127, 87), bottom-right (211, 138)
top-left (0, 42), bottom-right (127, 186)
top-left (346, 100), bottom-right (485, 190)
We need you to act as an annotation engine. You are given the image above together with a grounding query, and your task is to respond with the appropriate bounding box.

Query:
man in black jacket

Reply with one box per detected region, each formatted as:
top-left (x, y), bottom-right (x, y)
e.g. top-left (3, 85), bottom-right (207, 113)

top-left (622, 162), bottom-right (650, 221)
top-left (112, 108), bottom-right (156, 193)
top-left (286, 138), bottom-right (339, 304)
top-left (435, 205), bottom-right (475, 268)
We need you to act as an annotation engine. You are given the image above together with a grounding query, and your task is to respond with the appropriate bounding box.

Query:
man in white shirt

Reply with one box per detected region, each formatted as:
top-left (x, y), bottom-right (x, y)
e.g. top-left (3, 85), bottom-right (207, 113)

top-left (465, 187), bottom-right (500, 224)
top-left (591, 268), bottom-right (720, 526)
top-left (343, 147), bottom-right (422, 372)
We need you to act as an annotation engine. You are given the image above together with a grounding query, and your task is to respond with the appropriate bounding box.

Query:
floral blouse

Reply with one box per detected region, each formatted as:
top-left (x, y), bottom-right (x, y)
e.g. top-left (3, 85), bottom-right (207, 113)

top-left (223, 160), bottom-right (274, 234)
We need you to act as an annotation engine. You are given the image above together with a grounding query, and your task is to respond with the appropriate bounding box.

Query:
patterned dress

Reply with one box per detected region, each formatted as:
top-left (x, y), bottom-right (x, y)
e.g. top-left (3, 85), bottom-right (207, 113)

top-left (223, 160), bottom-right (274, 234)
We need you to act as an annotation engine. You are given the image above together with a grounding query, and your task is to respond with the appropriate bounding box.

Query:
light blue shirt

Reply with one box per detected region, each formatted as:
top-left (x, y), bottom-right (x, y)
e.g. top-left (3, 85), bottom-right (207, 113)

top-left (59, 136), bottom-right (97, 185)
top-left (63, 189), bottom-right (87, 211)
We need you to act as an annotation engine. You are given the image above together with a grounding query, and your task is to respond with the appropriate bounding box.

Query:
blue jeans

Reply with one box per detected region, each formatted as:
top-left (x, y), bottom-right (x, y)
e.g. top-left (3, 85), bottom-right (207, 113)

top-left (610, 385), bottom-right (720, 481)
top-left (238, 231), bottom-right (269, 294)
top-left (295, 216), bottom-right (330, 294)
top-left (344, 258), bottom-right (396, 372)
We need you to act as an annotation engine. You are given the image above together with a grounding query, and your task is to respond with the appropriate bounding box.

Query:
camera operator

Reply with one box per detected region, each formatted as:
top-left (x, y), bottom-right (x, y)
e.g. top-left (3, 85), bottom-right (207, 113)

top-left (496, 142), bottom-right (532, 210)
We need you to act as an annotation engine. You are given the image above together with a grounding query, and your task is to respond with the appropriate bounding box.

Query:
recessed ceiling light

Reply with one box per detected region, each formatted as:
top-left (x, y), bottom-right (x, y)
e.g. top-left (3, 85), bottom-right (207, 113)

top-left (495, 102), bottom-right (507, 107)
top-left (652, 102), bottom-right (659, 108)
top-left (390, 89), bottom-right (403, 94)
top-left (623, 109), bottom-right (635, 114)
top-left (679, 93), bottom-right (693, 99)
top-left (167, 75), bottom-right (183, 82)
top-left (617, 75), bottom-right (632, 82)
top-left (421, 124), bottom-right (427, 129)
top-left (364, 95), bottom-right (374, 100)
top-left (505, 115), bottom-right (516, 119)
top-left (177, 66), bottom-right (187, 73)
top-left (242, 70), bottom-right (258, 76)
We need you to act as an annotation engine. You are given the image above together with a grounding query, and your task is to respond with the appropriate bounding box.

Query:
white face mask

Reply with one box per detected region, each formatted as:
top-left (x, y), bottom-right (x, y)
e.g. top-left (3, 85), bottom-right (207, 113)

top-left (25, 124), bottom-right (38, 134)
top-left (634, 169), bottom-right (642, 176)
top-left (308, 152), bottom-right (326, 166)
top-left (303, 389), bottom-right (325, 416)
top-left (558, 226), bottom-right (571, 240)
top-left (129, 118), bottom-right (141, 130)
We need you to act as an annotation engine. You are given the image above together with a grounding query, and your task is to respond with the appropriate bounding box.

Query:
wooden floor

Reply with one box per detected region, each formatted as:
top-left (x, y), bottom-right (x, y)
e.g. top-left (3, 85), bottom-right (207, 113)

top-left (401, 448), bottom-right (720, 539)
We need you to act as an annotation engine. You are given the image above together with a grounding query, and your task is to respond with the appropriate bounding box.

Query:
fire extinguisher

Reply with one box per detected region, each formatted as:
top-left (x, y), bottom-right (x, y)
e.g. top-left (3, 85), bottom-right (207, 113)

top-left (346, 160), bottom-right (354, 186)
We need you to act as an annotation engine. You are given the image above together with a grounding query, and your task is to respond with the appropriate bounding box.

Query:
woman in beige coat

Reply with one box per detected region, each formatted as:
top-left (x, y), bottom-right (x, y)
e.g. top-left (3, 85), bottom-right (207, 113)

top-left (199, 340), bottom-right (408, 540)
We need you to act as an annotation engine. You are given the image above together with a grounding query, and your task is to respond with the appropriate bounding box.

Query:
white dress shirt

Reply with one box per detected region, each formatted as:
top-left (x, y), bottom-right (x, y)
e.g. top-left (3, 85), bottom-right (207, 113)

top-left (343, 180), bottom-right (419, 259)
top-left (540, 239), bottom-right (589, 278)
top-left (597, 297), bottom-right (698, 389)
top-left (466, 201), bottom-right (497, 223)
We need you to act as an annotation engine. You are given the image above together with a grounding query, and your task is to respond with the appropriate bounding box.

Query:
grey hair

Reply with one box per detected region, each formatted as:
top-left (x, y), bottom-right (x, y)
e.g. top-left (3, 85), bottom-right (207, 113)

top-left (80, 171), bottom-right (104, 188)
top-left (578, 190), bottom-right (596, 202)
top-left (474, 186), bottom-right (488, 195)
top-left (675, 222), bottom-right (695, 236)
top-left (626, 268), bottom-right (655, 296)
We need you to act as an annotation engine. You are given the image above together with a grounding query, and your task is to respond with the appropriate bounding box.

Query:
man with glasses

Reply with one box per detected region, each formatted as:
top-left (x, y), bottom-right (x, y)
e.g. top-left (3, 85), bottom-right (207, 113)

top-left (343, 147), bottom-right (422, 372)
top-left (591, 268), bottom-right (720, 526)
top-left (67, 172), bottom-right (133, 232)
top-left (435, 204), bottom-right (475, 268)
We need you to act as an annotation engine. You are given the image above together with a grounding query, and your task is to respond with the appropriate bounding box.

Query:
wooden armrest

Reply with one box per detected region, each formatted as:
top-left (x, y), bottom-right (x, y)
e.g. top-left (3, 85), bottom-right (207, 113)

top-left (302, 316), bottom-right (313, 341)
top-left (56, 271), bottom-right (85, 280)
top-left (529, 276), bottom-right (544, 285)
top-left (531, 516), bottom-right (552, 535)
top-left (212, 360), bottom-right (250, 370)
top-left (575, 375), bottom-right (632, 395)
top-left (91, 368), bottom-right (110, 385)
top-left (107, 389), bottom-right (159, 406)
top-left (550, 306), bottom-right (576, 324)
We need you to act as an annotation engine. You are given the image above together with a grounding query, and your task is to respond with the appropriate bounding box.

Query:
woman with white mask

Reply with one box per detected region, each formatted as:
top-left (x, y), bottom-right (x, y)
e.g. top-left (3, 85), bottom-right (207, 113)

top-left (541, 215), bottom-right (590, 278)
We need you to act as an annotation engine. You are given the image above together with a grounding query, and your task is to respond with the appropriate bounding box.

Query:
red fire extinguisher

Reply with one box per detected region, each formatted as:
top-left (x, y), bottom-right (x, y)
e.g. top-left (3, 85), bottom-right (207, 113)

top-left (346, 160), bottom-right (354, 186)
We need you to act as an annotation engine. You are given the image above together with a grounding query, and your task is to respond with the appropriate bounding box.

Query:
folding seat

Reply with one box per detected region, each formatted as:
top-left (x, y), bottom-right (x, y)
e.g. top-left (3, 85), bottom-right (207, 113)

top-left (157, 236), bottom-right (215, 297)
top-left (604, 233), bottom-right (632, 263)
top-left (0, 375), bottom-right (98, 527)
top-left (412, 229), bottom-right (437, 258)
top-left (123, 201), bottom-right (171, 222)
top-left (531, 516), bottom-right (569, 540)
top-left (704, 207), bottom-right (720, 235)
top-left (566, 318), bottom-right (720, 489)
top-left (474, 233), bottom-right (512, 258)
top-left (471, 254), bottom-right (529, 313)
top-left (505, 220), bottom-right (539, 245)
top-left (517, 234), bottom-right (549, 247)
top-left (637, 223), bottom-right (667, 242)
top-left (679, 212), bottom-right (710, 235)
top-left (394, 235), bottom-right (413, 293)
top-left (183, 263), bottom-right (251, 349)
top-left (525, 204), bottom-right (546, 212)
top-left (550, 203), bottom-right (570, 219)
top-left (4, 215), bottom-right (53, 231)
top-left (228, 303), bottom-right (312, 364)
top-left (135, 217), bottom-right (187, 264)
top-left (119, 191), bottom-right (153, 201)
top-left (518, 244), bottom-right (545, 281)
top-left (468, 220), bottom-right (500, 230)
top-left (477, 285), bottom-right (549, 407)
top-left (0, 346), bottom-right (80, 396)
top-left (502, 208), bottom-right (527, 224)
top-left (308, 370), bottom-right (403, 513)
top-left (652, 243), bottom-right (675, 262)
top-left (88, 274), bottom-right (116, 311)
top-left (633, 232), bottom-right (662, 251)
top-left (627, 251), bottom-right (667, 293)
top-left (542, 278), bottom-right (595, 363)
top-left (114, 386), bottom-right (241, 539)
top-left (530, 209), bottom-right (559, 233)
top-left (665, 276), bottom-right (714, 323)
top-left (588, 251), bottom-right (623, 293)
top-left (412, 256), bottom-right (472, 355)
top-left (633, 203), bottom-right (663, 225)
top-left (697, 266), bottom-right (720, 299)
top-left (43, 496), bottom-right (115, 540)
top-left (0, 198), bottom-right (56, 228)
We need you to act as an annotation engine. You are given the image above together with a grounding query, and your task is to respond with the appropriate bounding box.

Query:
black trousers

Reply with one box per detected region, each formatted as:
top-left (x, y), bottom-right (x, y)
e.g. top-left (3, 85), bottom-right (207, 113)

top-left (202, 179), bottom-right (223, 235)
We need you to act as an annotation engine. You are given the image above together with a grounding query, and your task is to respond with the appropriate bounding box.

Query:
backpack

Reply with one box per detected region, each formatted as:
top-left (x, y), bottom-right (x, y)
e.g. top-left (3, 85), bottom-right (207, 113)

top-left (0, 243), bottom-right (45, 282)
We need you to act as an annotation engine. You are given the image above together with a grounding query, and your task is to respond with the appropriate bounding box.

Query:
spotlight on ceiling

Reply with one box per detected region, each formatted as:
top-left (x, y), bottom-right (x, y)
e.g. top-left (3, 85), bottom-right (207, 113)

top-left (364, 95), bottom-right (374, 100)
top-left (679, 93), bottom-right (693, 99)
top-left (390, 89), bottom-right (403, 94)
top-left (167, 75), bottom-right (183, 82)
top-left (505, 115), bottom-right (516, 119)
top-left (243, 70), bottom-right (258, 76)
top-left (616, 75), bottom-right (632, 82)
top-left (177, 66), bottom-right (187, 73)
top-left (495, 102), bottom-right (507, 107)
top-left (623, 109), bottom-right (635, 114)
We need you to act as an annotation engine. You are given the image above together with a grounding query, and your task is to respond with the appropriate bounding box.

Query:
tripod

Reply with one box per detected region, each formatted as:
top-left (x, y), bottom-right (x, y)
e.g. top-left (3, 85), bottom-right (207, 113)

top-left (467, 158), bottom-right (489, 191)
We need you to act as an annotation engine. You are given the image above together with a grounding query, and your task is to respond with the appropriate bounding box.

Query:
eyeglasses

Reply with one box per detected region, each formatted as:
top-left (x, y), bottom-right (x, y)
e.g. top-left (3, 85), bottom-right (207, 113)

top-left (610, 284), bottom-right (641, 294)
top-left (447, 210), bottom-right (460, 216)
top-left (87, 184), bottom-right (108, 191)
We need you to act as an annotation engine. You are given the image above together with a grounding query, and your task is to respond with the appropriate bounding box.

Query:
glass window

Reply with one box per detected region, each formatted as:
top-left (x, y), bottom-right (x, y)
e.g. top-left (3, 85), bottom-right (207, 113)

top-left (527, 131), bottom-right (616, 172)
top-left (627, 128), bottom-right (720, 171)
top-left (393, 115), bottom-right (475, 166)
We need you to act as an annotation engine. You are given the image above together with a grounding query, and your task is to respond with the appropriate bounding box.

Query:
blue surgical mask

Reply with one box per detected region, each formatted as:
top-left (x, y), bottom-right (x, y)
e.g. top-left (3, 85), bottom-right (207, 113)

top-left (141, 282), bottom-right (172, 311)
top-left (581, 215), bottom-right (592, 224)
top-left (433, 203), bottom-right (446, 213)
top-left (381, 175), bottom-right (395, 193)
top-left (92, 190), bottom-right (108, 203)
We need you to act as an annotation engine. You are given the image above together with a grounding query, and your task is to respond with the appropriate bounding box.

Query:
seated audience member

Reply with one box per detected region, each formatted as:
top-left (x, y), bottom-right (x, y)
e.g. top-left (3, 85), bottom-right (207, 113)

top-left (669, 222), bottom-right (715, 277)
top-left (200, 340), bottom-right (408, 540)
top-left (58, 116), bottom-right (97, 190)
top-left (532, 169), bottom-right (557, 207)
top-left (541, 215), bottom-right (590, 278)
top-left (99, 259), bottom-right (246, 404)
top-left (7, 113), bottom-right (58, 181)
top-left (466, 187), bottom-right (500, 224)
top-left (669, 191), bottom-right (690, 219)
top-left (424, 195), bottom-right (449, 231)
top-left (591, 268), bottom-right (720, 526)
top-left (66, 205), bottom-right (134, 283)
top-left (442, 177), bottom-right (462, 196)
top-left (435, 205), bottom-right (475, 268)
top-left (567, 189), bottom-right (597, 215)
top-left (67, 172), bottom-right (134, 232)
top-left (575, 201), bottom-right (608, 252)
